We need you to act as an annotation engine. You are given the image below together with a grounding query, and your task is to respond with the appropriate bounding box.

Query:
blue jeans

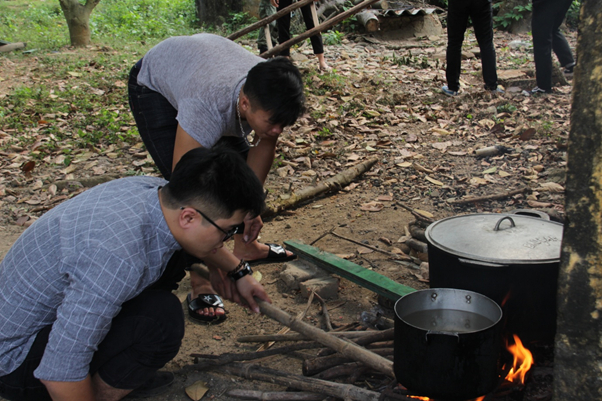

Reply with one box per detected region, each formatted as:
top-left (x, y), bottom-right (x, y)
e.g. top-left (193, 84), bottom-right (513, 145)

top-left (0, 290), bottom-right (184, 401)
top-left (446, 0), bottom-right (498, 91)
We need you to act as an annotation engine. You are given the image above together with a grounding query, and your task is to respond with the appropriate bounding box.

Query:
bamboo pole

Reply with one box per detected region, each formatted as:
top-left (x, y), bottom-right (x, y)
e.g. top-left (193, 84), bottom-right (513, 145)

top-left (227, 0), bottom-right (315, 41)
top-left (261, 0), bottom-right (381, 59)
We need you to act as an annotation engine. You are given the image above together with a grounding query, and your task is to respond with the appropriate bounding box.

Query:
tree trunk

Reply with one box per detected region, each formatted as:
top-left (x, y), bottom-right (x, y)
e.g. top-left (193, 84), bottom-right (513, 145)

top-left (59, 0), bottom-right (101, 47)
top-left (554, 1), bottom-right (602, 399)
top-left (195, 0), bottom-right (243, 27)
top-left (496, 0), bottom-right (531, 34)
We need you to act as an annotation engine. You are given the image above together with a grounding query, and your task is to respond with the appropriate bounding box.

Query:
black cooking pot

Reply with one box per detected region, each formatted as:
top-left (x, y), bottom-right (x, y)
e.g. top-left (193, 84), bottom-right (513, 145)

top-left (394, 288), bottom-right (503, 400)
top-left (426, 213), bottom-right (563, 344)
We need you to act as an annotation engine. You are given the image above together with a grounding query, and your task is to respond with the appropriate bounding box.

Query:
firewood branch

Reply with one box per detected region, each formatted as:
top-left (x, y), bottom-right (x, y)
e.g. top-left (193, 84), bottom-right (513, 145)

top-left (263, 158), bottom-right (378, 217)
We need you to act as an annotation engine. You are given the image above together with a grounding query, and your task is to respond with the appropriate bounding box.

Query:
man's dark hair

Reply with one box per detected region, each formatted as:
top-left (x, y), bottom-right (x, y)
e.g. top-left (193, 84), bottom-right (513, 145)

top-left (162, 147), bottom-right (265, 219)
top-left (244, 57), bottom-right (305, 127)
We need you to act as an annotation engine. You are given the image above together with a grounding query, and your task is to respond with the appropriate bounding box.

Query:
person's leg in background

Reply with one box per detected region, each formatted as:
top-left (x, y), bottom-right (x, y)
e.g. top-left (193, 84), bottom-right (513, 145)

top-left (257, 0), bottom-right (278, 54)
top-left (532, 0), bottom-right (558, 92)
top-left (299, 2), bottom-right (329, 70)
top-left (470, 0), bottom-right (499, 91)
top-left (276, 0), bottom-right (293, 57)
top-left (444, 0), bottom-right (470, 94)
top-left (551, 0), bottom-right (575, 71)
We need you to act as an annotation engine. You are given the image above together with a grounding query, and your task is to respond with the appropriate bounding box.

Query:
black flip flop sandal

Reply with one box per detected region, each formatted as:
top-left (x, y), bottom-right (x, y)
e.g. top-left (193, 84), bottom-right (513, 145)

top-left (186, 293), bottom-right (227, 325)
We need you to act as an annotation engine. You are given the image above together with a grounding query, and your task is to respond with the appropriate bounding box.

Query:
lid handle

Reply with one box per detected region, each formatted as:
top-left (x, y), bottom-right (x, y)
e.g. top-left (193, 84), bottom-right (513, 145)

top-left (494, 216), bottom-right (516, 231)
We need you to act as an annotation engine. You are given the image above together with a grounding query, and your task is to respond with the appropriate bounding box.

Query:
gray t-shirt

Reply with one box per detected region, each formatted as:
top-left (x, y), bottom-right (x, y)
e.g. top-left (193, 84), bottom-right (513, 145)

top-left (137, 33), bottom-right (261, 148)
top-left (0, 176), bottom-right (181, 381)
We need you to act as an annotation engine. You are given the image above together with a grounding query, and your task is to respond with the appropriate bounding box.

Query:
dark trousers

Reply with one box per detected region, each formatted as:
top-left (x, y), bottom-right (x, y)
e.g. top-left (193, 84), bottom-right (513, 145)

top-left (127, 60), bottom-right (249, 180)
top-left (0, 290), bottom-right (185, 401)
top-left (276, 0), bottom-right (324, 57)
top-left (127, 61), bottom-right (248, 276)
top-left (532, 0), bottom-right (575, 91)
top-left (446, 0), bottom-right (498, 91)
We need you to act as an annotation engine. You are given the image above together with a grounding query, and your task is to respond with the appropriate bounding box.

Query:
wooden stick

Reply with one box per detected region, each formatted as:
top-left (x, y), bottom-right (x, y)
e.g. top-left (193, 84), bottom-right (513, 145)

top-left (221, 362), bottom-right (382, 401)
top-left (405, 238), bottom-right (428, 254)
top-left (303, 348), bottom-right (393, 376)
top-left (264, 158), bottom-right (379, 217)
top-left (259, 301), bottom-right (394, 377)
top-left (408, 225), bottom-right (427, 242)
top-left (448, 187), bottom-right (531, 205)
top-left (309, 226), bottom-right (337, 246)
top-left (314, 362), bottom-right (365, 381)
top-left (189, 342), bottom-right (323, 370)
top-left (237, 331), bottom-right (374, 343)
top-left (316, 328), bottom-right (395, 357)
top-left (261, 0), bottom-right (381, 59)
top-left (313, 292), bottom-right (333, 332)
top-left (396, 202), bottom-right (435, 223)
top-left (227, 390), bottom-right (326, 400)
top-left (192, 265), bottom-right (394, 377)
top-left (227, 0), bottom-right (315, 41)
top-left (0, 42), bottom-right (26, 53)
top-left (257, 291), bottom-right (314, 352)
top-left (330, 229), bottom-right (411, 261)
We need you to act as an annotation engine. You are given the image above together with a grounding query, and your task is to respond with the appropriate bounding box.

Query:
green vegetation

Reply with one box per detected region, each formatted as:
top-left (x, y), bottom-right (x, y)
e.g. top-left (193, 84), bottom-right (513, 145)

top-left (0, 0), bottom-right (198, 50)
top-left (497, 104), bottom-right (518, 113)
top-left (492, 2), bottom-right (532, 29)
top-left (492, 0), bottom-right (581, 30)
top-left (323, 30), bottom-right (343, 46)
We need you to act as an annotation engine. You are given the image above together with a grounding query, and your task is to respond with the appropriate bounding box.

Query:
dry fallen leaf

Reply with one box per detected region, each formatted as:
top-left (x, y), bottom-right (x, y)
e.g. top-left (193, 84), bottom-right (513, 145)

top-left (15, 216), bottom-right (30, 226)
top-left (357, 246), bottom-right (374, 255)
top-left (21, 161), bottom-right (35, 177)
top-left (185, 381), bottom-right (208, 401)
top-left (519, 128), bottom-right (536, 141)
top-left (425, 176), bottom-right (444, 186)
top-left (537, 182), bottom-right (564, 193)
top-left (415, 209), bottom-right (434, 218)
top-left (360, 201), bottom-right (384, 212)
top-left (527, 200), bottom-right (553, 208)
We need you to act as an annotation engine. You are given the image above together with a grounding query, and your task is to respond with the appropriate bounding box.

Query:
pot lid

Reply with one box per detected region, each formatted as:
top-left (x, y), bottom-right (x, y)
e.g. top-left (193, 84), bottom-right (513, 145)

top-left (425, 213), bottom-right (563, 264)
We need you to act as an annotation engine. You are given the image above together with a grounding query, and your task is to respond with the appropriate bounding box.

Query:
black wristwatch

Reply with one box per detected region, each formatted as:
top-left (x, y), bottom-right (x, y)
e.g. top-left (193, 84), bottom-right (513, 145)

top-left (227, 262), bottom-right (253, 282)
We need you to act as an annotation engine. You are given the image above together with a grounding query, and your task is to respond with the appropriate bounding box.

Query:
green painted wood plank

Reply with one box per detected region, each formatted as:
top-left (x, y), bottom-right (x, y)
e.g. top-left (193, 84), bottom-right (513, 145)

top-left (284, 240), bottom-right (415, 301)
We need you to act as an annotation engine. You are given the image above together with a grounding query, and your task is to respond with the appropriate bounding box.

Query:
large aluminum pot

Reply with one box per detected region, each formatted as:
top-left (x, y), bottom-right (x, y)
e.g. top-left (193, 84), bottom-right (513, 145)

top-left (426, 213), bottom-right (563, 343)
top-left (394, 288), bottom-right (503, 400)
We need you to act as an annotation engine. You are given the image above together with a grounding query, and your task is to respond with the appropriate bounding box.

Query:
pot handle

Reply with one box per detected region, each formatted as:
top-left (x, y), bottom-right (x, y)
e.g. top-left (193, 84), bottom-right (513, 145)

top-left (458, 257), bottom-right (509, 269)
top-left (494, 216), bottom-right (516, 231)
top-left (426, 331), bottom-right (460, 342)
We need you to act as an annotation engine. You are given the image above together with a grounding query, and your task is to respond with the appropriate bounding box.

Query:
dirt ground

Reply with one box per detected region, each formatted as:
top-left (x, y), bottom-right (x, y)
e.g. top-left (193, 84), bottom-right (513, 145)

top-left (0, 19), bottom-right (574, 400)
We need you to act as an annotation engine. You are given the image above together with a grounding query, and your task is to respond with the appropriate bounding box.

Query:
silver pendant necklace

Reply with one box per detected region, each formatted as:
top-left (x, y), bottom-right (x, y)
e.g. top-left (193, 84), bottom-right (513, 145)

top-left (237, 97), bottom-right (261, 148)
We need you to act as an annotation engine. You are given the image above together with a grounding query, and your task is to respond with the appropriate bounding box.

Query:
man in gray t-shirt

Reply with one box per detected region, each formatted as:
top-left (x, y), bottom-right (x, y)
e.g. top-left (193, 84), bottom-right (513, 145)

top-left (0, 147), bottom-right (269, 401)
top-left (129, 33), bottom-right (305, 324)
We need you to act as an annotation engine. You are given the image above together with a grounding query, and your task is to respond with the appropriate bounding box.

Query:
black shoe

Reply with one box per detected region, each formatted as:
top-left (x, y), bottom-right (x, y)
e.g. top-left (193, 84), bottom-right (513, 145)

top-left (563, 62), bottom-right (575, 74)
top-left (124, 371), bottom-right (175, 399)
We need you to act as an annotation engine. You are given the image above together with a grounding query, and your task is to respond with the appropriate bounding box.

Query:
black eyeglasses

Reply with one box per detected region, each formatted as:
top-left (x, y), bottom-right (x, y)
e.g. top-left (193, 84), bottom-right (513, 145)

top-left (181, 207), bottom-right (243, 241)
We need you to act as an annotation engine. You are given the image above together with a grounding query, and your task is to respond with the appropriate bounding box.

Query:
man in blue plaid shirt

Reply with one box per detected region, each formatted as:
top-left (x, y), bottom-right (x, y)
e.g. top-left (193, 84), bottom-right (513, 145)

top-left (0, 147), bottom-right (270, 401)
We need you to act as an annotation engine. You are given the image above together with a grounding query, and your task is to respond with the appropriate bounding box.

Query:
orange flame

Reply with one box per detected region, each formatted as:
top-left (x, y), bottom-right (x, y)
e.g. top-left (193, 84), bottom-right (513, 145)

top-left (504, 334), bottom-right (533, 384)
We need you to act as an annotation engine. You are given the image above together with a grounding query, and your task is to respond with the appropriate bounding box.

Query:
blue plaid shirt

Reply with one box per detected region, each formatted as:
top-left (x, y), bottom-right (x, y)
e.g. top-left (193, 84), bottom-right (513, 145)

top-left (0, 176), bottom-right (181, 382)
